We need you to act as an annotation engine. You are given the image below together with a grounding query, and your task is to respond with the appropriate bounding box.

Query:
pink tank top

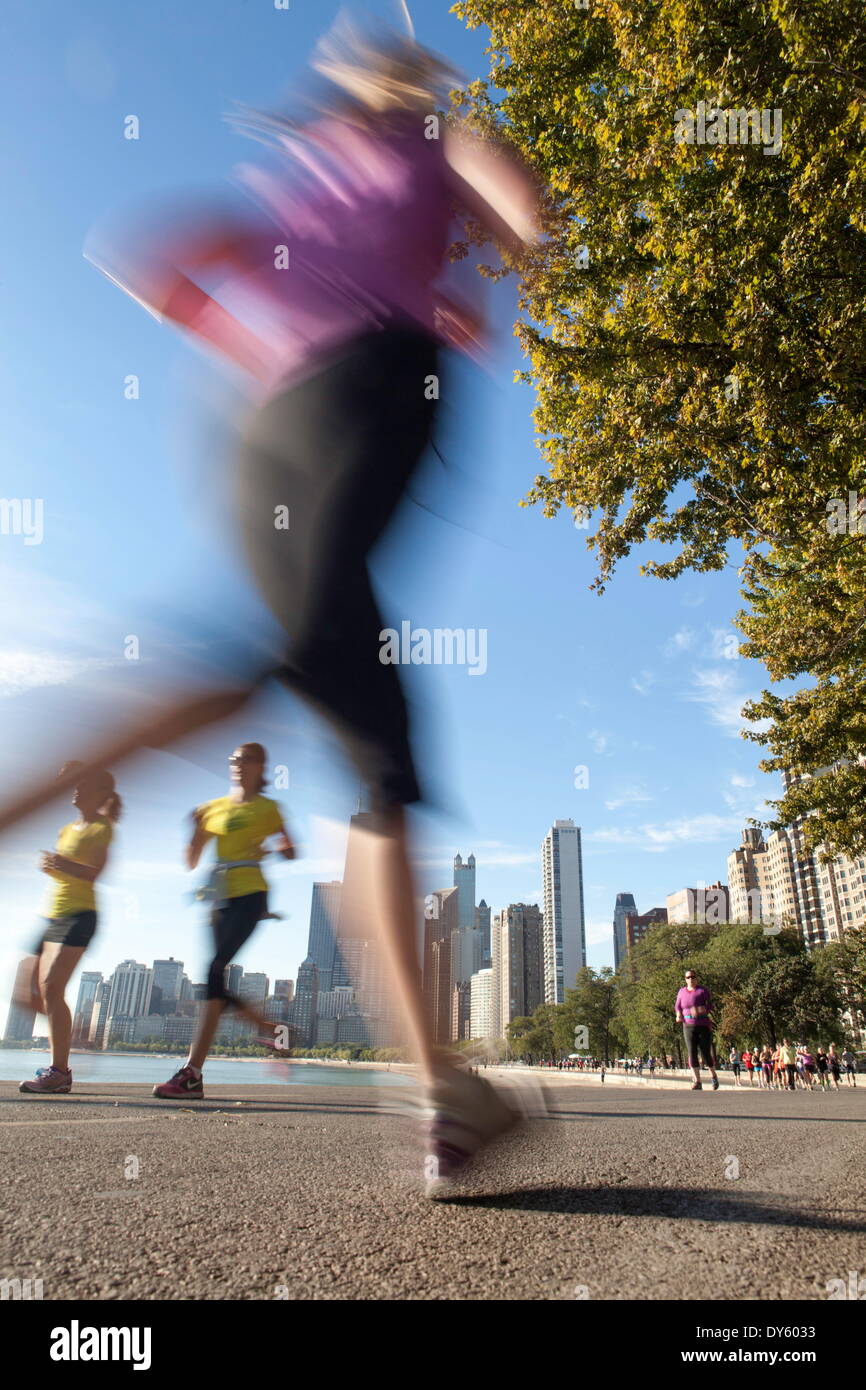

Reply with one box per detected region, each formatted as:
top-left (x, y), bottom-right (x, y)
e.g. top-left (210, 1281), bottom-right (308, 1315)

top-left (219, 111), bottom-right (454, 394)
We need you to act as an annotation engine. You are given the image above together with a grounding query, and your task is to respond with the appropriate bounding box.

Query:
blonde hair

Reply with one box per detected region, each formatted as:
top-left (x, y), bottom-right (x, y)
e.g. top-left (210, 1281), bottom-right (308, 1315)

top-left (310, 11), bottom-right (462, 116)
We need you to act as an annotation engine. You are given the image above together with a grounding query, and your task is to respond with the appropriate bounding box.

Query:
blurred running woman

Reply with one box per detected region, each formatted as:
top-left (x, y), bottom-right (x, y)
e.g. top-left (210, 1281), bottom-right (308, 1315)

top-left (0, 12), bottom-right (544, 1195)
top-left (17, 764), bottom-right (121, 1094)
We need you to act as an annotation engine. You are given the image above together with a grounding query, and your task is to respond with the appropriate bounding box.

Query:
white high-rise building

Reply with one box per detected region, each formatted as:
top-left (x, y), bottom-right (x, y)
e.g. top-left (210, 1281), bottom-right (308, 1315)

top-left (106, 961), bottom-right (152, 1021)
top-left (541, 820), bottom-right (586, 1003)
top-left (469, 967), bottom-right (494, 1041)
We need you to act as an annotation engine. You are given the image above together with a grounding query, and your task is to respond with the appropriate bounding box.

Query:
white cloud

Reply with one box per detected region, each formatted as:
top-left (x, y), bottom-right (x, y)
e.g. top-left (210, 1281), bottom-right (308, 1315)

top-left (730, 774), bottom-right (754, 788)
top-left (588, 729), bottom-right (611, 754)
top-left (630, 670), bottom-right (655, 696)
top-left (604, 783), bottom-right (654, 811)
top-left (685, 665), bottom-right (768, 738)
top-left (663, 627), bottom-right (697, 657)
top-left (588, 812), bottom-right (742, 852)
top-left (585, 918), bottom-right (615, 946)
top-left (0, 650), bottom-right (116, 698)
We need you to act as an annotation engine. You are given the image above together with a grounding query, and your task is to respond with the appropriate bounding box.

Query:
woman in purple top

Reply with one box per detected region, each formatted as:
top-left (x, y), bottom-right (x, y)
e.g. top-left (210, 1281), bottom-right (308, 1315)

top-left (0, 15), bottom-right (544, 1200)
top-left (675, 968), bottom-right (719, 1091)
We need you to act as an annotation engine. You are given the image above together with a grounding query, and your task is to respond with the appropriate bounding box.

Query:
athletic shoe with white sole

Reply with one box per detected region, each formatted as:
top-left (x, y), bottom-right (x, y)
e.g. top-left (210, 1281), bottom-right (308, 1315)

top-left (19, 1065), bottom-right (72, 1094)
top-left (153, 1065), bottom-right (204, 1099)
top-left (422, 1065), bottom-right (521, 1200)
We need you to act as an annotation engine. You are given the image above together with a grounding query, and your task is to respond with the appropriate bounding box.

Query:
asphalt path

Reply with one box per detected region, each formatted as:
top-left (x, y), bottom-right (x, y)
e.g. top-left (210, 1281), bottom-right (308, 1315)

top-left (0, 1074), bottom-right (863, 1301)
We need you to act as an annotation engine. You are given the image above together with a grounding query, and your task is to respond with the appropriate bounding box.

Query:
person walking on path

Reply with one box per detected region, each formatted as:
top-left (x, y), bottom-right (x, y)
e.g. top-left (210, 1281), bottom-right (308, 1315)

top-left (816, 1048), bottom-right (830, 1089)
top-left (674, 969), bottom-right (719, 1091)
top-left (729, 1046), bottom-right (742, 1085)
top-left (827, 1045), bottom-right (842, 1090)
top-left (841, 1046), bottom-right (857, 1086)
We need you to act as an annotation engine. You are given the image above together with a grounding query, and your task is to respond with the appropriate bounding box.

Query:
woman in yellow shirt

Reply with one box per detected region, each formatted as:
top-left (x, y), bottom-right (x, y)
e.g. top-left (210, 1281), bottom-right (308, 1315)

top-left (18, 764), bottom-right (120, 1095)
top-left (154, 742), bottom-right (294, 1099)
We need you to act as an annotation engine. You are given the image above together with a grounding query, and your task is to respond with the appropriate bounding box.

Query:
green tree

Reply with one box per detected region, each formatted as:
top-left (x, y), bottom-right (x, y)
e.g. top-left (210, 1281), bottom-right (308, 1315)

top-left (453, 0), bottom-right (866, 852)
top-left (561, 966), bottom-right (622, 1062)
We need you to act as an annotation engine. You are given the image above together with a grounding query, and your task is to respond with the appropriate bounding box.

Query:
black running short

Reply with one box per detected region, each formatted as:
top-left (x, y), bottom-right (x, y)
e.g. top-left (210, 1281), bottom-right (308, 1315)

top-left (236, 325), bottom-right (440, 813)
top-left (206, 890), bottom-right (268, 1002)
top-left (683, 1024), bottom-right (716, 1068)
top-left (32, 911), bottom-right (97, 952)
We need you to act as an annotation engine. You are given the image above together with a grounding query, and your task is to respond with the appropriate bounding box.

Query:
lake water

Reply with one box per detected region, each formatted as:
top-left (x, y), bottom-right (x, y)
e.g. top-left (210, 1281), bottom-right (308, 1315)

top-left (0, 1047), bottom-right (410, 1088)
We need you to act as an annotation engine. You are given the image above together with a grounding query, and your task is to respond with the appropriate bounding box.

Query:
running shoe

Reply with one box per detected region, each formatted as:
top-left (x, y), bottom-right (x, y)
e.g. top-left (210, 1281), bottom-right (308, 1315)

top-left (19, 1065), bottom-right (72, 1094)
top-left (422, 1065), bottom-right (520, 1200)
top-left (691, 1082), bottom-right (702, 1090)
top-left (153, 1065), bottom-right (204, 1099)
top-left (711, 1077), bottom-right (719, 1090)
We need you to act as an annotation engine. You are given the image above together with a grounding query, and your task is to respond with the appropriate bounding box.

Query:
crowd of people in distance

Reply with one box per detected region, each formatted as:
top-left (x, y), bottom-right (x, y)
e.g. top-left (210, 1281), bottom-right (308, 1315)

top-left (727, 1042), bottom-right (857, 1089)
top-left (515, 1046), bottom-right (859, 1088)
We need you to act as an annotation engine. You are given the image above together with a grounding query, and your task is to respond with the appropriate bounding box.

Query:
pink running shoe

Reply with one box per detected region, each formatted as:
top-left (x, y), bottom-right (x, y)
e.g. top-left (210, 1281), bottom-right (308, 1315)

top-left (423, 1066), bottom-right (520, 1200)
top-left (153, 1065), bottom-right (204, 1099)
top-left (19, 1065), bottom-right (72, 1094)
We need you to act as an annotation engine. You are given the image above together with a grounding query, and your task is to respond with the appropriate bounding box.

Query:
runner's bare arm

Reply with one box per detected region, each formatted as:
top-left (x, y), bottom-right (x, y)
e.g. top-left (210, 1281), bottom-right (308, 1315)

top-left (40, 846), bottom-right (109, 883)
top-left (442, 128), bottom-right (543, 256)
top-left (186, 809), bottom-right (213, 871)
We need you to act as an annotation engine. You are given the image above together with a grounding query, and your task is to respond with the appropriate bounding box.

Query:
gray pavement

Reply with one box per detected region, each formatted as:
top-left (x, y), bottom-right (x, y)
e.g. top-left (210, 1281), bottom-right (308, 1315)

top-left (0, 1074), bottom-right (863, 1301)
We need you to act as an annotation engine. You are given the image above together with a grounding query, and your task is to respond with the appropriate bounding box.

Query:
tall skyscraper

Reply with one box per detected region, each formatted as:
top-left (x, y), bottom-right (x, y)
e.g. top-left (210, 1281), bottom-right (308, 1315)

top-left (293, 958), bottom-right (319, 1047)
top-left (72, 971), bottom-right (103, 1043)
top-left (224, 964), bottom-right (243, 997)
top-left (274, 979), bottom-right (294, 1003)
top-left (238, 973), bottom-right (268, 1009)
top-left (469, 968), bottom-right (494, 1041)
top-left (422, 886), bottom-right (459, 1041)
top-left (88, 981), bottom-right (112, 1047)
top-left (492, 903), bottom-right (544, 1036)
top-left (727, 823), bottom-right (866, 943)
top-left (451, 981), bottom-right (472, 1042)
top-left (613, 893), bottom-right (637, 970)
top-left (307, 882), bottom-right (343, 992)
top-left (453, 853), bottom-right (476, 929)
top-left (106, 961), bottom-right (153, 1021)
top-left (541, 820), bottom-right (586, 1003)
top-left (728, 829), bottom-right (774, 923)
top-left (151, 959), bottom-right (184, 1013)
top-left (475, 899), bottom-right (491, 965)
top-left (3, 963), bottom-right (36, 1042)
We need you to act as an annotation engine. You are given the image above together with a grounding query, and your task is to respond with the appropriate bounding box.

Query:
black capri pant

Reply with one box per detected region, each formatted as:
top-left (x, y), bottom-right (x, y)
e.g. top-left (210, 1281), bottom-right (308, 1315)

top-left (206, 891), bottom-right (268, 1002)
top-left (683, 1025), bottom-right (716, 1069)
top-left (236, 325), bottom-right (440, 813)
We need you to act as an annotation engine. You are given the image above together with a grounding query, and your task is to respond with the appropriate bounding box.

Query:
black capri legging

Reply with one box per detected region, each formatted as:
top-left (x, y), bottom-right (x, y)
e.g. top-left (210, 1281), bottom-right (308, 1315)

top-left (206, 891), bottom-right (268, 1002)
top-left (236, 325), bottom-right (440, 813)
top-left (683, 1025), bottom-right (716, 1069)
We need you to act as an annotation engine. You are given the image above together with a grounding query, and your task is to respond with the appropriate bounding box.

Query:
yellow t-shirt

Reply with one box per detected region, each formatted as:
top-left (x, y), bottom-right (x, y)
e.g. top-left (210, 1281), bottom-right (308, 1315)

top-left (45, 818), bottom-right (113, 917)
top-left (197, 795), bottom-right (285, 898)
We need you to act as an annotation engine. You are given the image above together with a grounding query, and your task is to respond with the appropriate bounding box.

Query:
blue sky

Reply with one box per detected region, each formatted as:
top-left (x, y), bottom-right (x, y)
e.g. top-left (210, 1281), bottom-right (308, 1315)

top-left (0, 0), bottom-right (781, 1006)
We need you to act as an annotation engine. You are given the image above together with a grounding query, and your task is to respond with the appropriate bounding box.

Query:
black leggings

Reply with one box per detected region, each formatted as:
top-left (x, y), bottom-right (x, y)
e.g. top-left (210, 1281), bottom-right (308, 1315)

top-left (206, 891), bottom-right (267, 1002)
top-left (237, 326), bottom-right (440, 812)
top-left (683, 1025), bottom-right (716, 1068)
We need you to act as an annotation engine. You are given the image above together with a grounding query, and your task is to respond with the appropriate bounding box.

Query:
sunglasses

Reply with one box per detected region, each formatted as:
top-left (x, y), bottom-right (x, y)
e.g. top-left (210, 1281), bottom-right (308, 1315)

top-left (229, 754), bottom-right (260, 764)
